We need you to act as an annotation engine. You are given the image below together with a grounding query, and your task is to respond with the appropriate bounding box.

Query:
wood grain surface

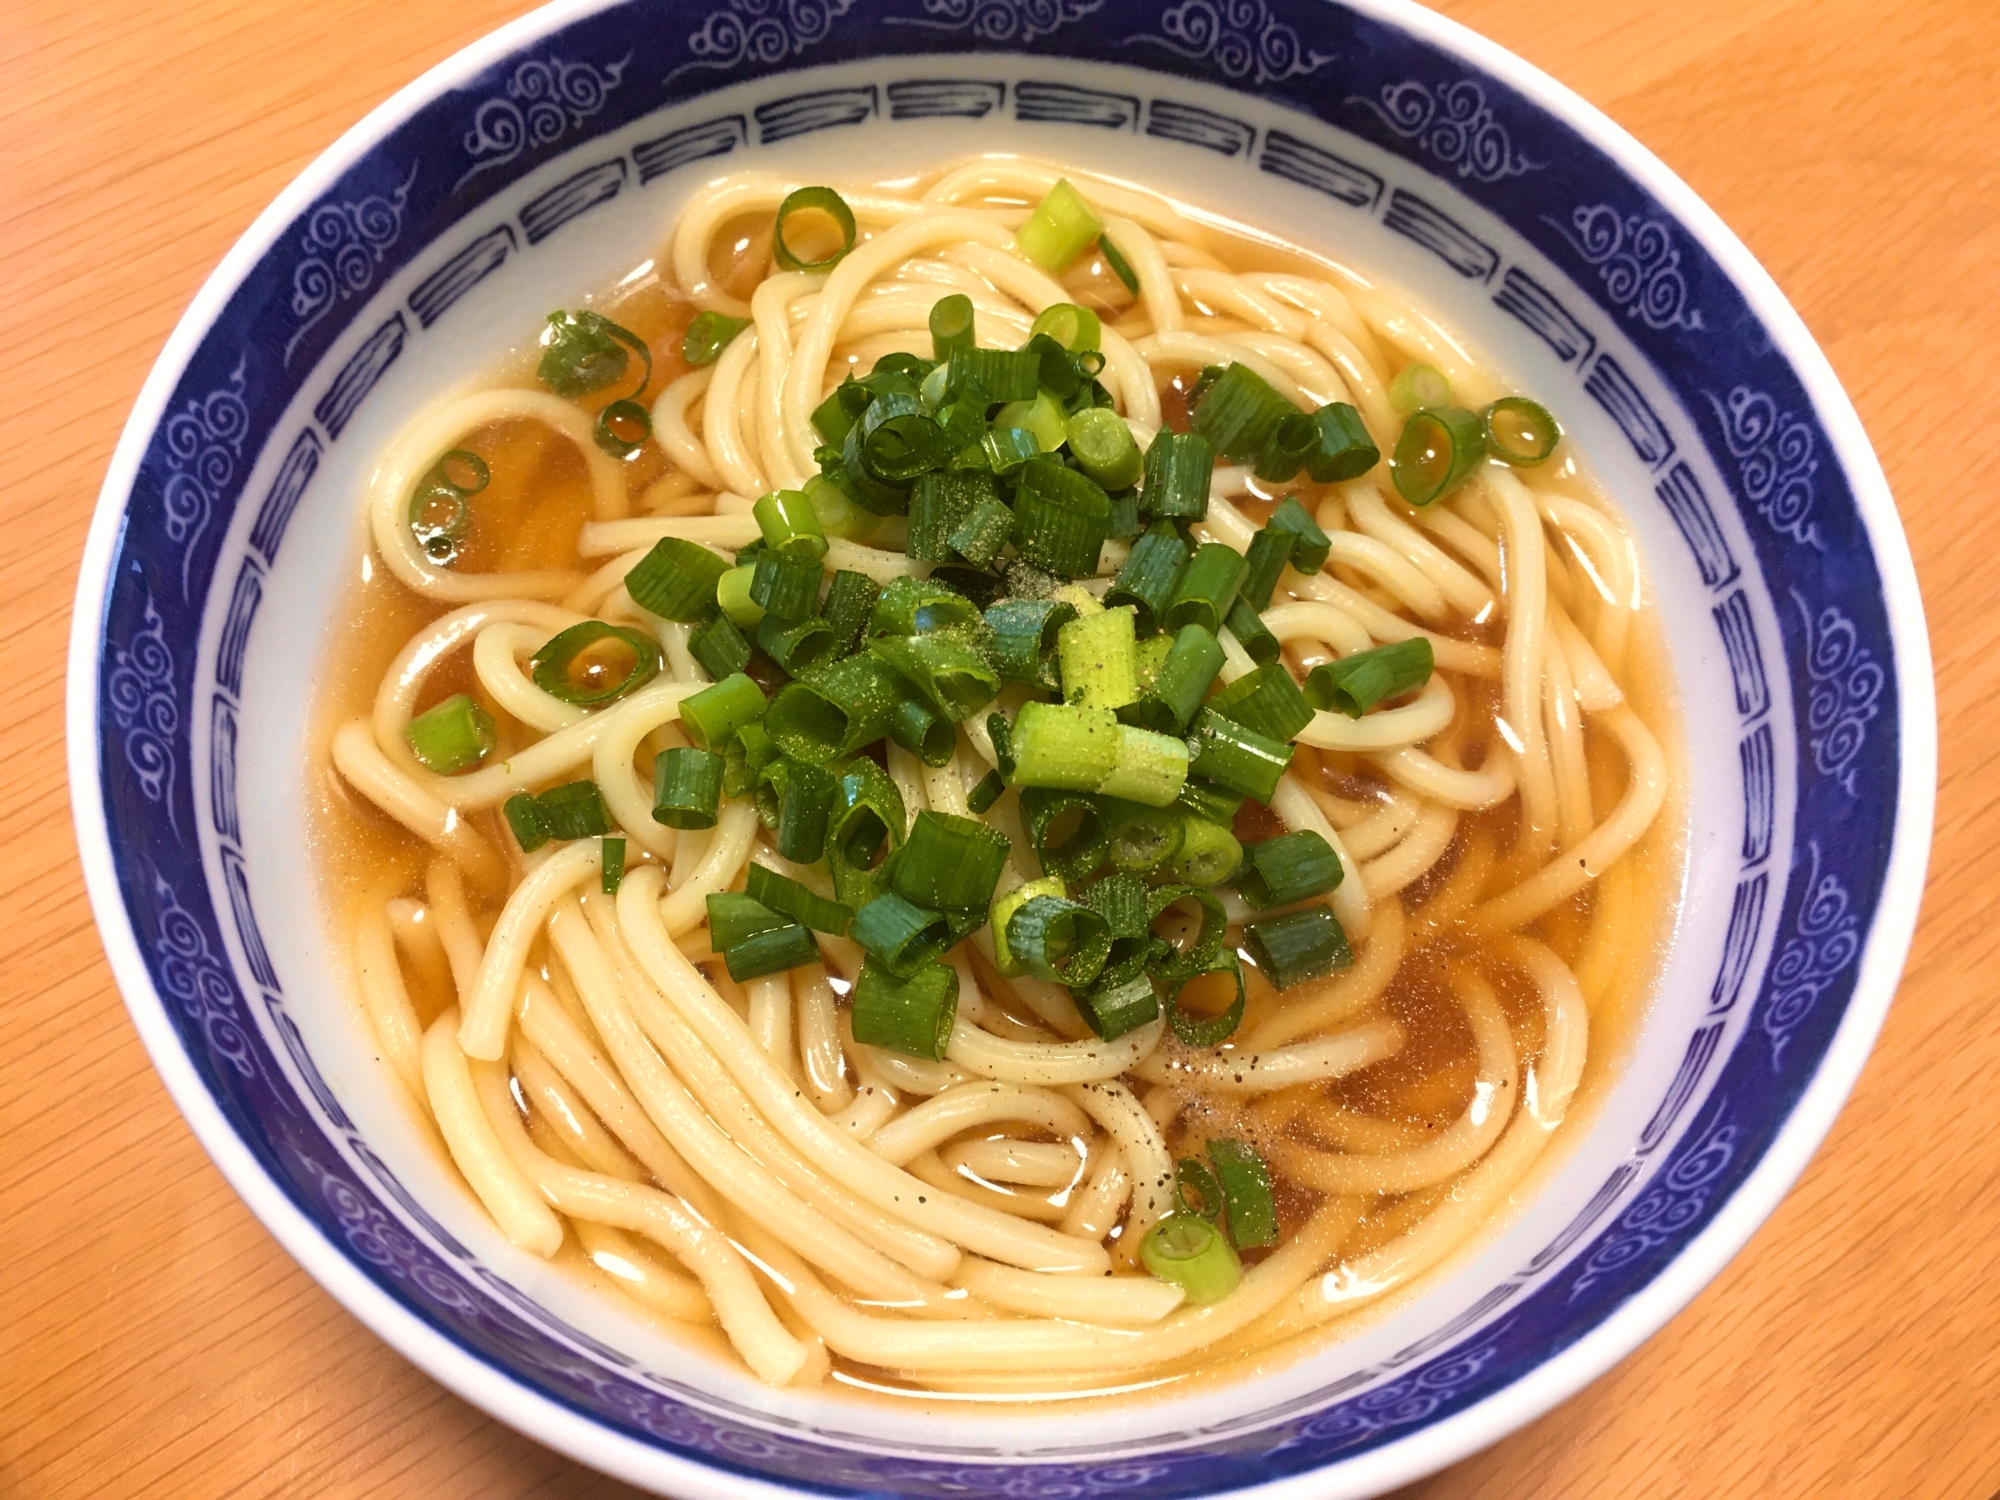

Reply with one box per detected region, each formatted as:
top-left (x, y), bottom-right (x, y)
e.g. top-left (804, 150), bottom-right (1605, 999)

top-left (1, 0), bottom-right (1991, 1494)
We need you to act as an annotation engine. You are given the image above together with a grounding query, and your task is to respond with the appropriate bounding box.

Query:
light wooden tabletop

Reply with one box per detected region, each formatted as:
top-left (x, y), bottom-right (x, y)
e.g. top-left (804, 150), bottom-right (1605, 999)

top-left (3, 0), bottom-right (1992, 1494)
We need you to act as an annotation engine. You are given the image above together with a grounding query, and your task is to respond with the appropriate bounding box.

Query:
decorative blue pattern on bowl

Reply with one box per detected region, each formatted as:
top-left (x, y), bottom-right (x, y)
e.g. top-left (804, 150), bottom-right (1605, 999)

top-left (73, 1), bottom-right (1928, 1494)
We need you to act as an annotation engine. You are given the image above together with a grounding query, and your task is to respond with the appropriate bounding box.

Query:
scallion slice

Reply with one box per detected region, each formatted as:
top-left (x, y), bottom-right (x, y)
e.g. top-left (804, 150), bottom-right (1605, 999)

top-left (1191, 363), bottom-right (1295, 464)
top-left (753, 488), bottom-right (829, 560)
top-left (1208, 1139), bottom-right (1278, 1249)
top-left (766, 656), bottom-right (904, 765)
top-left (929, 293), bottom-right (976, 361)
top-left (1162, 542), bottom-right (1248, 636)
top-left (1186, 708), bottom-right (1292, 803)
top-left (1266, 495), bottom-right (1331, 573)
top-left (966, 769), bottom-right (1005, 813)
top-left (889, 697), bottom-right (957, 768)
top-left (820, 569), bottom-right (881, 657)
top-left (1104, 521), bottom-right (1190, 636)
top-left (749, 546), bottom-right (824, 622)
top-left (1146, 884), bottom-right (1227, 978)
top-left (995, 391), bottom-right (1069, 455)
top-left (706, 891), bottom-right (787, 951)
top-left (1177, 777), bottom-right (1243, 827)
top-left (979, 425), bottom-right (1042, 475)
top-left (716, 563), bottom-right (765, 628)
top-left (594, 398), bottom-right (652, 459)
top-left (851, 957), bottom-right (959, 1060)
top-left (745, 863), bottom-right (854, 935)
top-left (1235, 829), bottom-right (1343, 910)
top-left (1206, 661), bottom-right (1315, 742)
top-left (755, 613), bottom-right (838, 676)
top-left (1392, 405), bottom-right (1486, 506)
top-left (1098, 233), bottom-right (1141, 296)
top-left (850, 892), bottom-right (952, 977)
top-left (1005, 895), bottom-right (1112, 987)
top-left (1175, 1156), bottom-right (1222, 1219)
top-left (1237, 528), bottom-right (1293, 613)
top-left (1009, 701), bottom-right (1120, 792)
top-left (869, 576), bottom-right (981, 637)
top-left (1165, 951), bottom-right (1246, 1046)
top-left (1012, 459), bottom-right (1112, 578)
top-left (1389, 362), bottom-right (1452, 416)
top-left (776, 760), bottom-right (836, 863)
top-left (859, 391), bottom-right (950, 484)
top-left (1015, 179), bottom-right (1104, 273)
top-left (688, 611), bottom-right (751, 681)
top-left (829, 758), bottom-right (906, 907)
top-left (626, 538), bottom-right (731, 623)
top-left (891, 810), bottom-right (1010, 912)
top-left (1141, 1215), bottom-right (1242, 1304)
top-left (870, 634), bottom-right (1000, 722)
top-left (908, 470), bottom-right (1001, 564)
top-left (1074, 961), bottom-right (1161, 1040)
top-left (723, 921), bottom-right (821, 982)
top-left (530, 621), bottom-right (662, 706)
top-left (406, 449), bottom-right (489, 561)
top-left (725, 721), bottom-right (778, 800)
top-left (1065, 407), bottom-right (1143, 491)
top-left (1223, 598), bottom-right (1281, 666)
top-left (537, 780), bottom-right (614, 840)
top-left (600, 836), bottom-right (627, 894)
top-left (1105, 800), bottom-right (1185, 874)
top-left (1244, 905), bottom-right (1352, 989)
top-left (537, 309), bottom-right (650, 401)
top-left (504, 792), bottom-right (549, 852)
top-left (772, 185), bottom-right (857, 272)
top-left (1482, 396), bottom-right (1561, 466)
top-left (652, 746), bottom-right (724, 829)
top-left (1140, 431), bottom-right (1215, 521)
top-left (682, 310), bottom-right (749, 367)
top-left (1303, 402), bottom-right (1380, 482)
top-left (1167, 813), bottom-right (1243, 887)
top-left (948, 346), bottom-right (1041, 403)
top-left (1252, 412), bottom-right (1318, 484)
top-left (1304, 638), bottom-right (1435, 718)
top-left (679, 672), bottom-right (767, 752)
top-left (1021, 788), bottom-right (1111, 882)
top-left (1030, 301), bottom-right (1102, 353)
top-left (1057, 606), bottom-right (1139, 712)
top-left (990, 875), bottom-right (1064, 975)
top-left (984, 598), bottom-right (1076, 686)
top-left (948, 497), bottom-right (1016, 569)
top-left (1124, 623), bottom-right (1223, 735)
top-left (404, 693), bottom-right (496, 775)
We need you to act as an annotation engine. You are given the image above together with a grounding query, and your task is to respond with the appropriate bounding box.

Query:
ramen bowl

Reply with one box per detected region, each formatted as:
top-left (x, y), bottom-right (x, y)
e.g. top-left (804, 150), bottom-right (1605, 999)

top-left (67, 0), bottom-right (1932, 1493)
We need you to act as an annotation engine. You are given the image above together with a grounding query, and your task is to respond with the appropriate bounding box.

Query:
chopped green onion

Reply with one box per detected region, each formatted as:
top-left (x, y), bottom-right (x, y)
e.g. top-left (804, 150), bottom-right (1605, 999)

top-left (1012, 459), bottom-right (1111, 578)
top-left (750, 546), bottom-right (824, 621)
top-left (754, 489), bottom-right (828, 559)
top-left (1244, 906), bottom-right (1353, 989)
top-left (777, 760), bottom-right (836, 863)
top-left (1223, 599), bottom-right (1280, 665)
top-left (1146, 884), bottom-right (1227, 977)
top-left (987, 711), bottom-right (1015, 778)
top-left (677, 672), bottom-right (766, 753)
top-left (811, 380), bottom-right (871, 445)
top-left (820, 569), bottom-right (881, 657)
top-left (948, 346), bottom-right (1041, 403)
top-left (688, 611), bottom-right (751, 681)
top-left (1207, 661), bottom-right (1315, 742)
top-left (596, 398), bottom-right (652, 459)
top-left (1058, 606), bottom-right (1139, 712)
top-left (949, 498), bottom-right (1016, 568)
top-left (850, 892), bottom-right (952, 976)
top-left (725, 721), bottom-right (779, 800)
top-left (1482, 396), bottom-right (1561, 466)
top-left (600, 836), bottom-right (627, 894)
top-left (1237, 528), bottom-right (1293, 613)
top-left (1073, 963), bottom-right (1161, 1040)
top-left (1106, 490), bottom-right (1140, 541)
top-left (1252, 412), bottom-right (1318, 484)
top-left (869, 576), bottom-right (982, 637)
top-left (984, 597), bottom-right (1076, 685)
top-left (1065, 408), bottom-right (1144, 491)
top-left (755, 613), bottom-right (838, 676)
top-left (1177, 777), bottom-right (1243, 827)
top-left (1388, 362), bottom-right (1452, 417)
top-left (407, 449), bottom-right (489, 560)
top-left (851, 957), bottom-right (959, 1060)
top-left (1030, 302), bottom-right (1102, 353)
top-left (537, 309), bottom-right (650, 401)
top-left (1235, 829), bottom-right (1343, 910)
top-left (750, 754), bottom-right (788, 831)
top-left (1266, 495), bottom-right (1331, 573)
top-left (1098, 233), bottom-right (1140, 296)
top-left (1105, 800), bottom-right (1185, 873)
top-left (530, 621), bottom-right (661, 706)
top-left (1162, 542), bottom-right (1248, 635)
top-left (745, 863), bottom-right (854, 935)
top-left (1392, 406), bottom-right (1486, 506)
top-left (966, 770), bottom-right (1005, 813)
top-left (891, 810), bottom-right (1010, 911)
top-left (1191, 363), bottom-right (1296, 465)
top-left (716, 563), bottom-right (765, 628)
top-left (1124, 623), bottom-right (1224, 735)
top-left (1104, 522), bottom-right (1190, 636)
top-left (909, 470), bottom-right (1002, 563)
top-left (829, 758), bottom-right (906, 907)
top-left (1011, 701), bottom-right (1188, 806)
top-left (1305, 638), bottom-right (1435, 718)
top-left (979, 425), bottom-right (1042, 474)
top-left (990, 875), bottom-right (1065, 976)
top-left (1005, 895), bottom-right (1111, 986)
top-left (1209, 1139), bottom-right (1278, 1249)
top-left (1015, 179), bottom-right (1104, 272)
top-left (870, 634), bottom-right (1000, 722)
top-left (1140, 431), bottom-right (1215, 522)
top-left (1303, 402), bottom-right (1381, 482)
top-left (1165, 951), bottom-right (1246, 1045)
top-left (994, 391), bottom-right (1069, 454)
top-left (504, 792), bottom-right (549, 853)
top-left (1081, 870), bottom-right (1149, 964)
top-left (829, 433), bottom-right (911, 515)
top-left (765, 655), bottom-right (903, 764)
top-left (1021, 788), bottom-right (1111, 882)
top-left (1186, 708), bottom-right (1293, 803)
top-left (682, 310), bottom-right (749, 367)
top-left (801, 472), bottom-right (875, 542)
top-left (706, 891), bottom-right (787, 950)
top-left (772, 185), bottom-right (857, 272)
top-left (1167, 813), bottom-right (1243, 887)
top-left (890, 697), bottom-right (956, 768)
top-left (404, 693), bottom-right (496, 775)
top-left (652, 746), bottom-right (724, 829)
top-left (723, 922), bottom-right (821, 982)
top-left (537, 780), bottom-right (614, 840)
top-left (929, 293), bottom-right (976, 361)
top-left (1142, 1215), bottom-right (1242, 1304)
top-left (858, 392), bottom-right (950, 484)
top-left (1175, 1157), bottom-right (1222, 1219)
top-left (626, 538), bottom-right (730, 623)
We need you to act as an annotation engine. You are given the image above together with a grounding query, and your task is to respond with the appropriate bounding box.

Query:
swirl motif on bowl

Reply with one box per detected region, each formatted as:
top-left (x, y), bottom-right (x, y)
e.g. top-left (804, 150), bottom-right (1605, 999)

top-left (285, 167), bottom-right (418, 364)
top-left (1792, 589), bottom-right (1882, 797)
top-left (1546, 204), bottom-right (1704, 333)
top-left (150, 868), bottom-right (259, 1080)
top-left (1568, 1105), bottom-right (1740, 1299)
top-left (1708, 384), bottom-right (1823, 547)
top-left (894, 0), bottom-right (1104, 44)
top-left (685, 0), bottom-right (859, 73)
top-left (1348, 80), bottom-right (1543, 182)
top-left (106, 593), bottom-right (178, 823)
top-left (1137, 0), bottom-right (1333, 86)
top-left (457, 56), bottom-right (632, 188)
top-left (1762, 841), bottom-right (1860, 1066)
top-left (158, 359), bottom-right (248, 593)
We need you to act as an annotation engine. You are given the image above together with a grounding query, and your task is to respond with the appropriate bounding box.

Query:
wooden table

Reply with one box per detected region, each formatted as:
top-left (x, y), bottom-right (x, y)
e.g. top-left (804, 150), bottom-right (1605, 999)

top-left (2, 0), bottom-right (1991, 1493)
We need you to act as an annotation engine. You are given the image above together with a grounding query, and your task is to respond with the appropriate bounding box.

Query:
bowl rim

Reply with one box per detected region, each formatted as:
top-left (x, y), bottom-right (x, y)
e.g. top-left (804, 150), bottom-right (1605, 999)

top-left (65, 0), bottom-right (1936, 1493)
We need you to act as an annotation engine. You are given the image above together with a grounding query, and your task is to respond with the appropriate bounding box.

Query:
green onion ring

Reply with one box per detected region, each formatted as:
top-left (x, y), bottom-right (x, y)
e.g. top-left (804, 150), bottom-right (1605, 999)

top-left (1481, 396), bottom-right (1562, 466)
top-left (595, 398), bottom-right (653, 458)
top-left (1175, 1157), bottom-right (1222, 1220)
top-left (530, 620), bottom-right (663, 705)
top-left (1163, 951), bottom-right (1246, 1047)
top-left (1146, 884), bottom-right (1227, 979)
top-left (773, 185), bottom-right (858, 273)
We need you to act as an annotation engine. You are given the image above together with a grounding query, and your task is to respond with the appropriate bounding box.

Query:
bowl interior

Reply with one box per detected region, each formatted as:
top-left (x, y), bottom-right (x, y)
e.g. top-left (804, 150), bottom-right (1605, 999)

top-left (76, 3), bottom-right (1922, 1496)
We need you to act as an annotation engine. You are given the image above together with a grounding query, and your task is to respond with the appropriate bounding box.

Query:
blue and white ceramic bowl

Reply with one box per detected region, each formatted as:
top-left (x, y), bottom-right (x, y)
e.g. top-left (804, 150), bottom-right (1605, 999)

top-left (68, 0), bottom-right (1933, 1493)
